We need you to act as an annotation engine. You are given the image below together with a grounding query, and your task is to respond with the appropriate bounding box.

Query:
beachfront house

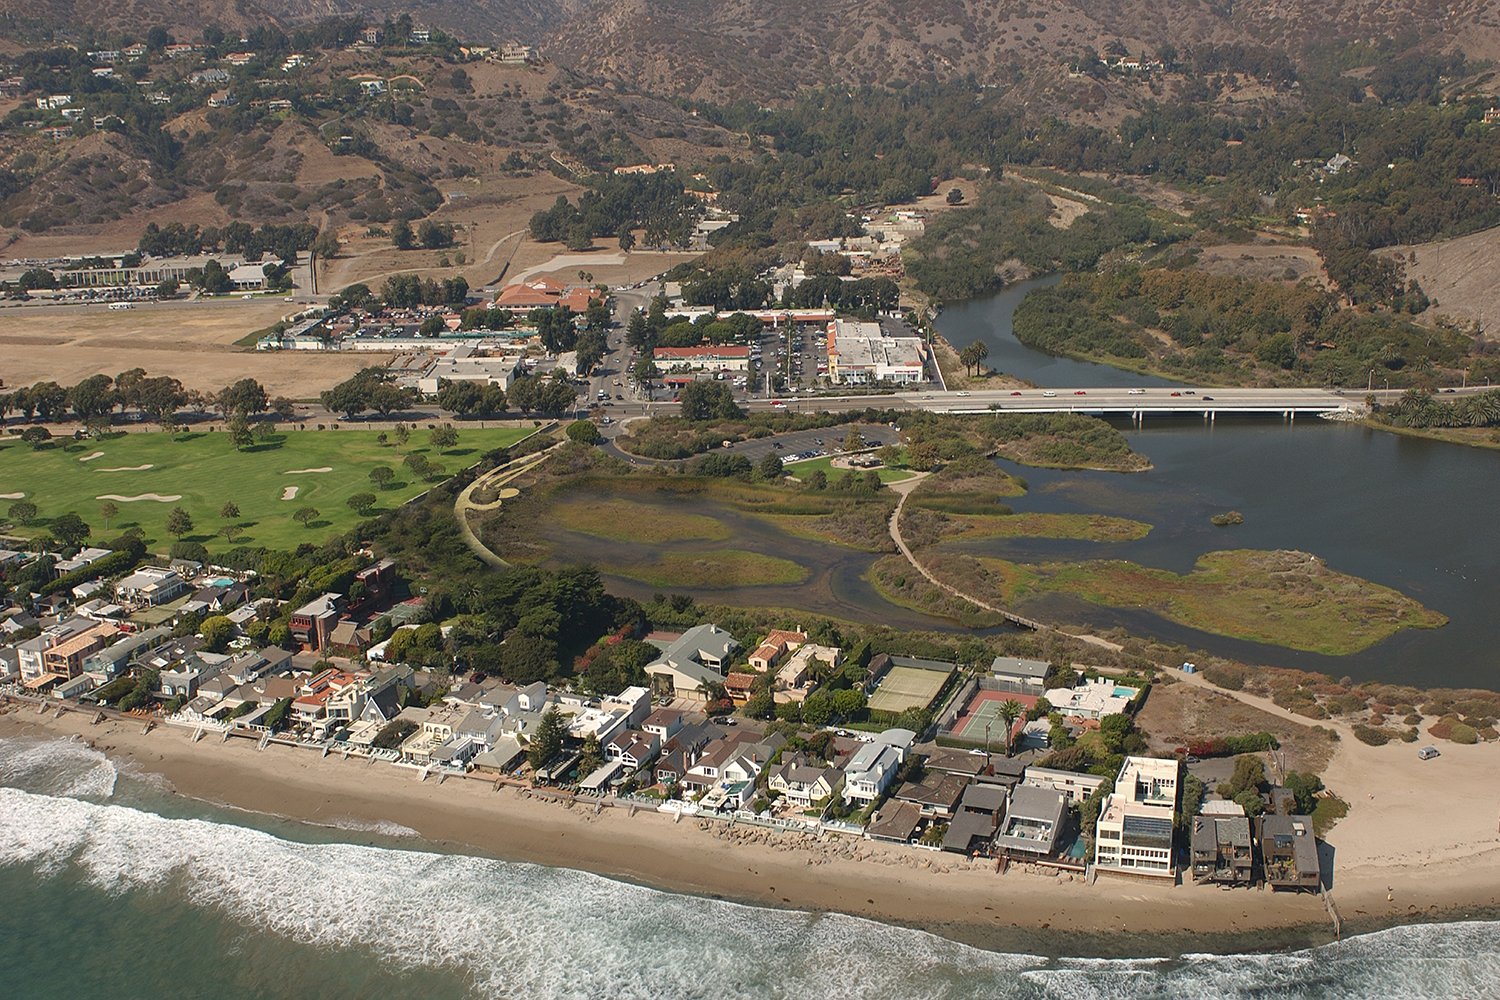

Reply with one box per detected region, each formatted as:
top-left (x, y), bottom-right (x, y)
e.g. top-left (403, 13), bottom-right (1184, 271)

top-left (941, 784), bottom-right (1008, 855)
top-left (767, 754), bottom-right (842, 807)
top-left (1258, 813), bottom-right (1322, 891)
top-left (994, 785), bottom-right (1067, 860)
top-left (1093, 756), bottom-right (1180, 880)
top-left (1191, 805), bottom-right (1254, 885)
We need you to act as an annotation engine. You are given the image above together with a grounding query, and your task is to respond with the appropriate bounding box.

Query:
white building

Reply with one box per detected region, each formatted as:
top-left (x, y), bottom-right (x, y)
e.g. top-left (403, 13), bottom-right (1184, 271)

top-left (114, 567), bottom-right (189, 606)
top-left (826, 319), bottom-right (927, 384)
top-left (1050, 678), bottom-right (1139, 720)
top-left (841, 728), bottom-right (915, 804)
top-left (1093, 756), bottom-right (1180, 880)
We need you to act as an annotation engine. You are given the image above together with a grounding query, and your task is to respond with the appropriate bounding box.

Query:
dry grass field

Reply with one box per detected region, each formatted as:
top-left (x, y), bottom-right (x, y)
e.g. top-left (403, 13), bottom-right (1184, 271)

top-left (1391, 225), bottom-right (1500, 327)
top-left (0, 300), bottom-right (370, 398)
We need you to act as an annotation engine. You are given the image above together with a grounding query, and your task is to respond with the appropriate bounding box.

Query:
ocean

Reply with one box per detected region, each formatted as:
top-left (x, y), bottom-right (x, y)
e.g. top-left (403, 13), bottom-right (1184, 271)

top-left (1, 735), bottom-right (1495, 1000)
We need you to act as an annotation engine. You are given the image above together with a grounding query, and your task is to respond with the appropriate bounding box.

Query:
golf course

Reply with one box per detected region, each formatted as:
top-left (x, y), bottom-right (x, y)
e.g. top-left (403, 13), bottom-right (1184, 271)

top-left (0, 425), bottom-right (535, 553)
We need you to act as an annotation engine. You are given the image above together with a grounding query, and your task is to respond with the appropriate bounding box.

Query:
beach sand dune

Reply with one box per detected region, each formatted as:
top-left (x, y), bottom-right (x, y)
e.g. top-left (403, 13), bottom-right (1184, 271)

top-left (281, 486), bottom-right (299, 500)
top-left (94, 493), bottom-right (182, 502)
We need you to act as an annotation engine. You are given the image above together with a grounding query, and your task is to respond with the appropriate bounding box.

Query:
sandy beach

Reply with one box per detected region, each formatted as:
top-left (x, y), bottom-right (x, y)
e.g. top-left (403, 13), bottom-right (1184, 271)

top-left (3, 703), bottom-right (1497, 951)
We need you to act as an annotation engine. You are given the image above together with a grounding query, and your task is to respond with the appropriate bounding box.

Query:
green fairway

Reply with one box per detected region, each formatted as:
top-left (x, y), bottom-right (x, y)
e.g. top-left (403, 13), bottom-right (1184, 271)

top-left (0, 426), bottom-right (534, 554)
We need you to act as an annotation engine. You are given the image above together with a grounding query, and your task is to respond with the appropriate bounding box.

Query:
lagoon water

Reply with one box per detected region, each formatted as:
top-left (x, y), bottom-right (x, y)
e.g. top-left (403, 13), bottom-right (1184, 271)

top-left (7, 282), bottom-right (1500, 998)
top-left (3, 734), bottom-right (1499, 1000)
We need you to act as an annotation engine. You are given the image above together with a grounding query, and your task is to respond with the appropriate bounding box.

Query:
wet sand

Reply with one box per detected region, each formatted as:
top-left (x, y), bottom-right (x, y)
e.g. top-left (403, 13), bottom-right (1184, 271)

top-left (3, 706), bottom-right (1496, 953)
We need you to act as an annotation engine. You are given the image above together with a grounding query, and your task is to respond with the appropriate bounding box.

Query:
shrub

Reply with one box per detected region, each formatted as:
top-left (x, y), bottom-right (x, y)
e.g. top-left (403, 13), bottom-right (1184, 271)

top-left (1352, 724), bottom-right (1391, 746)
top-left (1448, 723), bottom-right (1478, 745)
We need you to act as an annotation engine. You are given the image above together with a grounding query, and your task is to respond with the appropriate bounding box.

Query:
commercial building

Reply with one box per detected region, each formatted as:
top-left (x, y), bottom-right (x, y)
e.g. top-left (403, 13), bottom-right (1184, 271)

top-left (825, 319), bottom-right (928, 384)
top-left (652, 345), bottom-right (752, 373)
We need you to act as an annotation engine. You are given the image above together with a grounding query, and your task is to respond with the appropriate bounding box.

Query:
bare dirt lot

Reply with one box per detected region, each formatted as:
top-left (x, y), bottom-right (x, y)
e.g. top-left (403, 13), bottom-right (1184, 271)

top-left (0, 299), bottom-right (370, 397)
top-left (1136, 678), bottom-right (1337, 776)
top-left (1192, 240), bottom-right (1329, 287)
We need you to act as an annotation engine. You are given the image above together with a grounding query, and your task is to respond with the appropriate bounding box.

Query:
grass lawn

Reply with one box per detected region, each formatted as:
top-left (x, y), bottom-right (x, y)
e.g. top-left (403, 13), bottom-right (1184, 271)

top-left (0, 426), bottom-right (533, 554)
top-left (599, 549), bottom-right (807, 589)
top-left (784, 456), bottom-right (915, 483)
top-left (550, 496), bottom-right (733, 544)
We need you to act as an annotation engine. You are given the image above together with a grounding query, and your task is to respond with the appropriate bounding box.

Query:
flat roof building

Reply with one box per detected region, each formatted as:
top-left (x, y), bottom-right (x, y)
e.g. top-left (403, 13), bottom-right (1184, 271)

top-left (826, 318), bottom-right (927, 384)
top-left (1093, 756), bottom-right (1180, 880)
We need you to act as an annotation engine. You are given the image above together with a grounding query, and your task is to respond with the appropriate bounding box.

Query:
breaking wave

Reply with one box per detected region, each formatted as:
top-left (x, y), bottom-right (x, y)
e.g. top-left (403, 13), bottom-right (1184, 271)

top-left (0, 736), bottom-right (1497, 999)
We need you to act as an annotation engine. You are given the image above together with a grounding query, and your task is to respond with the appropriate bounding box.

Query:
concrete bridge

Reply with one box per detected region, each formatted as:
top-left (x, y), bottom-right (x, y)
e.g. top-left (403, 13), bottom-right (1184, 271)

top-left (736, 385), bottom-right (1379, 420)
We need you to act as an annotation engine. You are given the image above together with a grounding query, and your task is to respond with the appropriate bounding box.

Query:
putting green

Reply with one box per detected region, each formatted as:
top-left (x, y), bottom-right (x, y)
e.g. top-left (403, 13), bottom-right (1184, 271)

top-left (0, 426), bottom-right (534, 554)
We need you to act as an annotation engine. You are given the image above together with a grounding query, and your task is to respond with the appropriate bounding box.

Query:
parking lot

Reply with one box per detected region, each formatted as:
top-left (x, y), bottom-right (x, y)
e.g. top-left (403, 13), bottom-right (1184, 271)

top-left (724, 424), bottom-right (898, 464)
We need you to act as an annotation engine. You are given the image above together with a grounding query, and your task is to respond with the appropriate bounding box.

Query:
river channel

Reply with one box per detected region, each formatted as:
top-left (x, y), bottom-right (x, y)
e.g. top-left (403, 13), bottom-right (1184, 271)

top-left (936, 278), bottom-right (1500, 691)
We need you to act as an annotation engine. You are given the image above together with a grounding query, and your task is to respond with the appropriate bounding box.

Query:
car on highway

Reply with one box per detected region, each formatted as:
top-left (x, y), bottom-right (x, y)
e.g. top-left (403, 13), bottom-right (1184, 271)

top-left (1074, 390), bottom-right (1087, 395)
top-left (1042, 390), bottom-right (1057, 397)
top-left (956, 391), bottom-right (970, 396)
top-left (1128, 388), bottom-right (1145, 395)
top-left (1201, 395), bottom-right (1214, 401)
top-left (1010, 391), bottom-right (1022, 396)
top-left (1171, 391), bottom-right (1182, 397)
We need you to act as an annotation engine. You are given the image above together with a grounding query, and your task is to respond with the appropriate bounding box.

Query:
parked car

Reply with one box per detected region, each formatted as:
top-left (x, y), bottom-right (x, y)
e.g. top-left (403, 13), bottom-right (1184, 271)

top-left (1418, 746), bottom-right (1441, 760)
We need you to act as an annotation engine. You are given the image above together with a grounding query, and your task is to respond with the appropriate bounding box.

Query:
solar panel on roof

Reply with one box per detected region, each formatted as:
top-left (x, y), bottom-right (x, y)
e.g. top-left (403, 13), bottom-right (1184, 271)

top-left (1122, 813), bottom-right (1174, 848)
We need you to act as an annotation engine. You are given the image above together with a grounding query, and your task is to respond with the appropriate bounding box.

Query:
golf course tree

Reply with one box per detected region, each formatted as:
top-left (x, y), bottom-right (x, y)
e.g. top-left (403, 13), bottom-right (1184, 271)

top-left (166, 506), bottom-right (194, 541)
top-left (392, 423), bottom-right (410, 454)
top-left (219, 501), bottom-right (243, 542)
top-left (369, 466), bottom-right (396, 490)
top-left (20, 426), bottom-right (52, 449)
top-left (229, 413), bottom-right (254, 451)
top-left (50, 512), bottom-right (91, 548)
top-left (346, 492), bottom-right (378, 516)
top-left (99, 501), bottom-right (119, 530)
top-left (293, 507), bottom-right (320, 529)
top-left (272, 396), bottom-right (297, 422)
top-left (7, 500), bottom-right (37, 525)
top-left (429, 424), bottom-right (459, 454)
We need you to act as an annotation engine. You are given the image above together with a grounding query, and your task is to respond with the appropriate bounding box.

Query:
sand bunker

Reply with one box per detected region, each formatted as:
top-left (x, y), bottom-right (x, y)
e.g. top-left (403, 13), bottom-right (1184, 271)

top-left (283, 467), bottom-right (333, 474)
top-left (281, 486), bottom-right (299, 500)
top-left (95, 493), bottom-right (181, 503)
top-left (77, 451), bottom-right (105, 462)
top-left (0, 492), bottom-right (23, 500)
top-left (498, 488), bottom-right (520, 499)
top-left (95, 465), bottom-right (154, 472)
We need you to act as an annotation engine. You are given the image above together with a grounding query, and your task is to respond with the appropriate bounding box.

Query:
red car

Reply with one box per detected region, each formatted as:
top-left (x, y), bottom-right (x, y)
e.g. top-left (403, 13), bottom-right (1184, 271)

top-left (1074, 390), bottom-right (1087, 395)
top-left (1171, 391), bottom-right (1182, 397)
top-left (1010, 391), bottom-right (1023, 396)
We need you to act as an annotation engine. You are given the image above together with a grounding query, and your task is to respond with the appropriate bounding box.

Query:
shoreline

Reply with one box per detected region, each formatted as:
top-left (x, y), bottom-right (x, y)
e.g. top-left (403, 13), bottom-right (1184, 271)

top-left (5, 708), bottom-right (1499, 957)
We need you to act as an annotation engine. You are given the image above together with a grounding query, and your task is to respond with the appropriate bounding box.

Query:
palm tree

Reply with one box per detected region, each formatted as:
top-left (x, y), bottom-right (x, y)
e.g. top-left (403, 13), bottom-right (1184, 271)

top-left (997, 699), bottom-right (1024, 756)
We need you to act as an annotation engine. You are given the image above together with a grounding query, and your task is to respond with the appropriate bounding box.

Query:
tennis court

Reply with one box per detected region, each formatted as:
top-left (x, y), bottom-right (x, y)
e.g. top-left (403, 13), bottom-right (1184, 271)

top-left (867, 664), bottom-right (950, 714)
top-left (950, 689), bottom-right (1037, 742)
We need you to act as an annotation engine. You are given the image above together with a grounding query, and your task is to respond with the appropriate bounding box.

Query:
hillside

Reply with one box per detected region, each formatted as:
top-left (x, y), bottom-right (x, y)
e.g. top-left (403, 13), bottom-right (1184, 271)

top-left (543, 0), bottom-right (1500, 102)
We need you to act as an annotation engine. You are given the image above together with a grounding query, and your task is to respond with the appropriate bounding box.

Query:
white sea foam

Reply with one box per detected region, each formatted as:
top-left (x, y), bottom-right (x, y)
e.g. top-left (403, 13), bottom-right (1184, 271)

top-left (0, 736), bottom-right (117, 801)
top-left (1, 739), bottom-right (1497, 1000)
top-left (318, 817), bottom-right (421, 838)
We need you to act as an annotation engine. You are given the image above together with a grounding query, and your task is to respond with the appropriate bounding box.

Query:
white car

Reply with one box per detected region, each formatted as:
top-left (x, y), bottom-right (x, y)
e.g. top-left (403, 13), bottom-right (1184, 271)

top-left (1128, 388), bottom-right (1146, 395)
top-left (956, 391), bottom-right (971, 396)
top-left (1042, 390), bottom-right (1057, 397)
